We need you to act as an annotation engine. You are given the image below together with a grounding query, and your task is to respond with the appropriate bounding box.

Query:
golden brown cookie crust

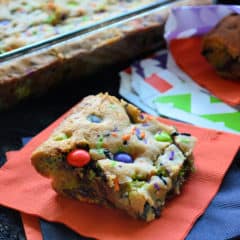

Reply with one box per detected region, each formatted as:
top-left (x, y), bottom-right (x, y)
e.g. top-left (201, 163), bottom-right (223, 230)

top-left (31, 93), bottom-right (196, 221)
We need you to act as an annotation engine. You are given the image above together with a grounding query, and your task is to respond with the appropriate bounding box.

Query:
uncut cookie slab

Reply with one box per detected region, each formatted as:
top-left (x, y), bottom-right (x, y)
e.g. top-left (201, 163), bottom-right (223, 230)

top-left (31, 93), bottom-right (196, 221)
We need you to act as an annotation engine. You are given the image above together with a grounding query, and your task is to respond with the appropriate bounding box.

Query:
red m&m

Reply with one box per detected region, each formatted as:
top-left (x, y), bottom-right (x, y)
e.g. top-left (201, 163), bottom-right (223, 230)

top-left (67, 149), bottom-right (91, 167)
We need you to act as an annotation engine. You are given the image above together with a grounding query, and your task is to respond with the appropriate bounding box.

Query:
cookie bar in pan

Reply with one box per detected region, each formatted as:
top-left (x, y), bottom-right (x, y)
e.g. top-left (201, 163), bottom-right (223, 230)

top-left (0, 0), bottom-right (212, 110)
top-left (0, 0), bottom-right (165, 53)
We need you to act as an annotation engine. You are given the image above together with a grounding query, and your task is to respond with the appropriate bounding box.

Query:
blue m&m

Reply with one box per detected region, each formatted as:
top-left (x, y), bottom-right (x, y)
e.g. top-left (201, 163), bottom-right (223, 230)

top-left (87, 114), bottom-right (102, 123)
top-left (113, 152), bottom-right (133, 163)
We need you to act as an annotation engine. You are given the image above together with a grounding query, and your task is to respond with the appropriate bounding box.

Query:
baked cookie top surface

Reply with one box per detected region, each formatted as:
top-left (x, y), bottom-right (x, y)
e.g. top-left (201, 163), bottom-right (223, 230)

top-left (31, 93), bottom-right (196, 221)
top-left (0, 0), bottom-right (155, 53)
top-left (32, 93), bottom-right (195, 176)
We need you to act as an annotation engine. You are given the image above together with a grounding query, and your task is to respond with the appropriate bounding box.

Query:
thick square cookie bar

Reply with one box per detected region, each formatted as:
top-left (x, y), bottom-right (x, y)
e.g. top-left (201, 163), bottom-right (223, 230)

top-left (31, 93), bottom-right (196, 221)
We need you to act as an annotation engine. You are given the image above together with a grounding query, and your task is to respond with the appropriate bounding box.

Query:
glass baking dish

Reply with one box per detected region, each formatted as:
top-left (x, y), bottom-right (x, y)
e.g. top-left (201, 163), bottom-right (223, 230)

top-left (0, 0), bottom-right (174, 60)
top-left (0, 0), bottom-right (213, 110)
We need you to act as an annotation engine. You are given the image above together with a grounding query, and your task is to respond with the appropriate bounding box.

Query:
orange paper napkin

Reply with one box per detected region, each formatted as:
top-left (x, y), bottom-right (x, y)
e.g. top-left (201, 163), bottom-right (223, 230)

top-left (0, 111), bottom-right (240, 240)
top-left (170, 36), bottom-right (240, 106)
top-left (21, 213), bottom-right (42, 240)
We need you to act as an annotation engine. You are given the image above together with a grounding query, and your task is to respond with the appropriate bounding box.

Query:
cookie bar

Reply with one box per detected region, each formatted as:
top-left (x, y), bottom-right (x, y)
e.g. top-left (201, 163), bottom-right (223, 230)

top-left (31, 93), bottom-right (196, 221)
top-left (202, 13), bottom-right (240, 79)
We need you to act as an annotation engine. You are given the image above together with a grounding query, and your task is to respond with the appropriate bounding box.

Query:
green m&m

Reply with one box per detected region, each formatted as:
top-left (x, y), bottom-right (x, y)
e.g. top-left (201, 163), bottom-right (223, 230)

top-left (154, 131), bottom-right (172, 142)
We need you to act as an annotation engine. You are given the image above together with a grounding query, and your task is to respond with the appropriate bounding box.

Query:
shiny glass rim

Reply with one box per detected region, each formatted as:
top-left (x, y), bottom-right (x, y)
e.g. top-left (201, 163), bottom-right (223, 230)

top-left (0, 0), bottom-right (174, 62)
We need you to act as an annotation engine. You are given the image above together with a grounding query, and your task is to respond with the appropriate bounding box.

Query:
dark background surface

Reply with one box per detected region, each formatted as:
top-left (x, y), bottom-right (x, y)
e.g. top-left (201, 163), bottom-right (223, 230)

top-left (0, 0), bottom-right (238, 239)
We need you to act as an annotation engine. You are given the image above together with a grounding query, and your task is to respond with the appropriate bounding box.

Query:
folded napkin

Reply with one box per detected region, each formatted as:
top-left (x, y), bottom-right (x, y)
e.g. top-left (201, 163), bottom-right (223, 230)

top-left (15, 138), bottom-right (240, 240)
top-left (119, 50), bottom-right (240, 133)
top-left (187, 152), bottom-right (240, 240)
top-left (170, 36), bottom-right (240, 106)
top-left (0, 107), bottom-right (239, 240)
top-left (22, 213), bottom-right (90, 240)
top-left (21, 213), bottom-right (42, 240)
top-left (164, 5), bottom-right (240, 107)
top-left (20, 153), bottom-right (240, 240)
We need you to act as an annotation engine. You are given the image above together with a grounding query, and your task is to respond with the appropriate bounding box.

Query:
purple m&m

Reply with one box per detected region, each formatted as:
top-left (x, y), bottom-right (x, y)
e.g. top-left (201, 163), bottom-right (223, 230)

top-left (114, 152), bottom-right (133, 163)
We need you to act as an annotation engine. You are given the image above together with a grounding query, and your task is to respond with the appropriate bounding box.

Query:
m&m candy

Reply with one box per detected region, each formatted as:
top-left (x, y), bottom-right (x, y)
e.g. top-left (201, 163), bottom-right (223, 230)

top-left (114, 152), bottom-right (133, 163)
top-left (87, 114), bottom-right (102, 123)
top-left (154, 131), bottom-right (172, 142)
top-left (67, 149), bottom-right (91, 167)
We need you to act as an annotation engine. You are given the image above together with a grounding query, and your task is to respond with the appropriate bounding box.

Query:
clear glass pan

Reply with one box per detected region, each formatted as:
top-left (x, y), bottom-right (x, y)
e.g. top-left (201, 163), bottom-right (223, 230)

top-left (0, 0), bottom-right (173, 63)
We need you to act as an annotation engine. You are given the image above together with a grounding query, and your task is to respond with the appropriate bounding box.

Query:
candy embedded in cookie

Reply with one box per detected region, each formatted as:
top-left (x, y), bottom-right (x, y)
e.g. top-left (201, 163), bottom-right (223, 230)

top-left (67, 149), bottom-right (91, 167)
top-left (31, 93), bottom-right (196, 221)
